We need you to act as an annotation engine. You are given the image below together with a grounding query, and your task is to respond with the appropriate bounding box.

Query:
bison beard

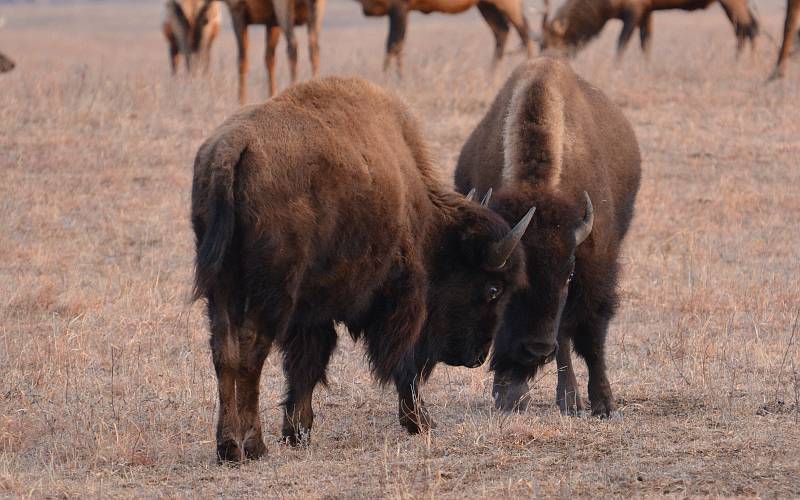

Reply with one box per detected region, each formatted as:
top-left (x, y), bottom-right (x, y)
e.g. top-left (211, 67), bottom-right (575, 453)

top-left (191, 76), bottom-right (533, 462)
top-left (455, 58), bottom-right (641, 417)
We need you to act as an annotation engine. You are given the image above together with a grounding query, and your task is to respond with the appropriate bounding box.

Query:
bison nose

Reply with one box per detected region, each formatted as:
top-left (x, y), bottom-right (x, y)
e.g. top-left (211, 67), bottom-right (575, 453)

top-left (520, 341), bottom-right (557, 365)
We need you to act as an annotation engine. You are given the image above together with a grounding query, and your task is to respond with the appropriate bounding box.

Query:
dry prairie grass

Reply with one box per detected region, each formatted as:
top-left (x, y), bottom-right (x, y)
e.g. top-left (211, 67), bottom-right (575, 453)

top-left (1, 0), bottom-right (799, 497)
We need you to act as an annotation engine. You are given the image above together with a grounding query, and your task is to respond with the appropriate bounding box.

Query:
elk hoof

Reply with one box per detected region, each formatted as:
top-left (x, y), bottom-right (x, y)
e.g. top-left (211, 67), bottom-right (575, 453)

top-left (216, 439), bottom-right (244, 463)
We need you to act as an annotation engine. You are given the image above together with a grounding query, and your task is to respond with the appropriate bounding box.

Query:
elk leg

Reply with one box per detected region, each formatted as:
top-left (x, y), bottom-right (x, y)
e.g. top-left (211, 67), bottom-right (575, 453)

top-left (477, 2), bottom-right (510, 66)
top-left (385, 4), bottom-right (408, 77)
top-left (308, 0), bottom-right (325, 76)
top-left (772, 0), bottom-right (800, 79)
top-left (235, 317), bottom-right (273, 460)
top-left (233, 15), bottom-right (249, 104)
top-left (266, 25), bottom-right (281, 98)
top-left (208, 293), bottom-right (244, 462)
top-left (555, 334), bottom-right (585, 415)
top-left (169, 43), bottom-right (180, 75)
top-left (280, 323), bottom-right (337, 445)
top-left (616, 11), bottom-right (639, 59)
top-left (639, 11), bottom-right (653, 58)
top-left (499, 0), bottom-right (534, 58)
top-left (572, 315), bottom-right (616, 418)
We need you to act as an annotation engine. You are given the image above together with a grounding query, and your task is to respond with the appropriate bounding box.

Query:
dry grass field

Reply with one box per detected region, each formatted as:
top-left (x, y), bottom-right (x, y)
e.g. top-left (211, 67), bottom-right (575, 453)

top-left (1, 0), bottom-right (799, 496)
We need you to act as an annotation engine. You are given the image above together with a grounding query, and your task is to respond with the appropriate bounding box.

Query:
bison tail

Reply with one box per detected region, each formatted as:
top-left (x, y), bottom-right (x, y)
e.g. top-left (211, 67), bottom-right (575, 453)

top-left (191, 140), bottom-right (243, 302)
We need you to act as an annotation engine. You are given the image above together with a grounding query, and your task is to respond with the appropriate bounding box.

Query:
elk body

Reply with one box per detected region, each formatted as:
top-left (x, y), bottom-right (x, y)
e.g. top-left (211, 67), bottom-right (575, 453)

top-left (455, 58), bottom-right (641, 417)
top-left (354, 0), bottom-right (533, 75)
top-left (771, 0), bottom-right (799, 78)
top-left (219, 0), bottom-right (325, 103)
top-left (162, 0), bottom-right (222, 74)
top-left (540, 0), bottom-right (759, 58)
top-left (0, 51), bottom-right (14, 73)
top-left (192, 76), bottom-right (534, 461)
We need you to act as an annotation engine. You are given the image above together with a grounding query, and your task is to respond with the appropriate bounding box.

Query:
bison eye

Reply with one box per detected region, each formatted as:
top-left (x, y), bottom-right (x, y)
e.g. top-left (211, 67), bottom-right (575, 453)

top-left (486, 285), bottom-right (503, 302)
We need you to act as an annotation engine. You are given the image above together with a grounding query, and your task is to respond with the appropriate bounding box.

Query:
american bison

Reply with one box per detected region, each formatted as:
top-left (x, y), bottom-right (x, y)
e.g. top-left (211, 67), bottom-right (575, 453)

top-left (162, 0), bottom-right (221, 74)
top-left (192, 76), bottom-right (535, 461)
top-left (540, 0), bottom-right (759, 59)
top-left (0, 51), bottom-right (13, 73)
top-left (455, 58), bottom-right (641, 417)
top-left (770, 0), bottom-right (799, 79)
top-left (216, 0), bottom-right (325, 103)
top-left (354, 0), bottom-right (533, 75)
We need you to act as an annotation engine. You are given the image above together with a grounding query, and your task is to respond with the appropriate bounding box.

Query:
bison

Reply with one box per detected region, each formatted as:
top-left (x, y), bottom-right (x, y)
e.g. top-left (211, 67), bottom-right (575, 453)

top-left (216, 0), bottom-right (325, 103)
top-left (455, 58), bottom-right (641, 417)
top-left (162, 0), bottom-right (221, 74)
top-left (539, 0), bottom-right (759, 59)
top-left (770, 0), bottom-right (799, 79)
top-left (0, 51), bottom-right (13, 73)
top-left (192, 76), bottom-right (535, 461)
top-left (354, 0), bottom-right (533, 75)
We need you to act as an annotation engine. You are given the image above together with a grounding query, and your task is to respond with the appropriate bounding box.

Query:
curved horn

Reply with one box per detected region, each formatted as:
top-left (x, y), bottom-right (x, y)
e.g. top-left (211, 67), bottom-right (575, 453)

top-left (486, 206), bottom-right (536, 270)
top-left (574, 191), bottom-right (594, 246)
top-left (465, 188), bottom-right (477, 202)
top-left (480, 187), bottom-right (493, 207)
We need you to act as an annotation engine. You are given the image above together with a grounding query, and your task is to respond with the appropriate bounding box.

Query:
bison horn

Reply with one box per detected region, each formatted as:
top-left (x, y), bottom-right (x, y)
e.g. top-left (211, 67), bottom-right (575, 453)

top-left (480, 187), bottom-right (493, 207)
top-left (574, 192), bottom-right (594, 246)
top-left (486, 206), bottom-right (536, 270)
top-left (465, 188), bottom-right (477, 202)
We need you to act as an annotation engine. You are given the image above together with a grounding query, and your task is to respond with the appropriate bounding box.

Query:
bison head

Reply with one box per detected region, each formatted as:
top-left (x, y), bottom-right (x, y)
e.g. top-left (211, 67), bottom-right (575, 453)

top-left (423, 191), bottom-right (534, 369)
top-left (489, 191), bottom-right (594, 411)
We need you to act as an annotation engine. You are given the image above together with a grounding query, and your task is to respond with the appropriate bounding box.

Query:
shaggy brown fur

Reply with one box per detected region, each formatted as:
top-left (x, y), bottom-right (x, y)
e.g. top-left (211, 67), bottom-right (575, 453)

top-left (540, 0), bottom-right (759, 58)
top-left (216, 0), bottom-right (325, 103)
top-left (162, 0), bottom-right (221, 74)
top-left (0, 51), bottom-right (14, 73)
top-left (771, 0), bottom-right (799, 79)
top-left (192, 76), bottom-right (533, 461)
top-left (354, 0), bottom-right (532, 75)
top-left (455, 58), bottom-right (641, 417)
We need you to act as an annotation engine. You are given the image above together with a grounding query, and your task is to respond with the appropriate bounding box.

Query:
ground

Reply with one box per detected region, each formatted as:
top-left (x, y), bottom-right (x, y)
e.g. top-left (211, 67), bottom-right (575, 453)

top-left (0, 0), bottom-right (799, 497)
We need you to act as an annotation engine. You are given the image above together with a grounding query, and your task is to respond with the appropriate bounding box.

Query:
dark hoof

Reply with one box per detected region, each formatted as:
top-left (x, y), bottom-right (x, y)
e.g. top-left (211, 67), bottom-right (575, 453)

top-left (243, 436), bottom-right (267, 459)
top-left (558, 399), bottom-right (586, 417)
top-left (216, 439), bottom-right (244, 463)
top-left (590, 399), bottom-right (618, 419)
top-left (399, 407), bottom-right (436, 434)
top-left (281, 427), bottom-right (311, 447)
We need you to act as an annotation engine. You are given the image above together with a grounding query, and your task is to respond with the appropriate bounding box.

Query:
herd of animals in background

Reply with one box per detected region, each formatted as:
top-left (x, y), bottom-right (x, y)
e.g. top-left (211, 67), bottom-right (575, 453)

top-left (191, 76), bottom-right (536, 460)
top-left (455, 58), bottom-right (641, 416)
top-left (354, 0), bottom-right (533, 75)
top-left (539, 0), bottom-right (758, 58)
top-left (162, 0), bottom-right (222, 74)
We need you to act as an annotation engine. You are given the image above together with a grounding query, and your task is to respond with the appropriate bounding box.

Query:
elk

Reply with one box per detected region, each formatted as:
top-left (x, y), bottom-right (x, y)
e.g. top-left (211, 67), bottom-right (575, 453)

top-left (162, 0), bottom-right (222, 74)
top-left (0, 51), bottom-right (14, 73)
top-left (217, 0), bottom-right (325, 103)
top-left (192, 76), bottom-right (534, 461)
top-left (354, 0), bottom-right (533, 75)
top-left (540, 0), bottom-right (759, 58)
top-left (455, 58), bottom-right (641, 417)
top-left (770, 0), bottom-right (799, 79)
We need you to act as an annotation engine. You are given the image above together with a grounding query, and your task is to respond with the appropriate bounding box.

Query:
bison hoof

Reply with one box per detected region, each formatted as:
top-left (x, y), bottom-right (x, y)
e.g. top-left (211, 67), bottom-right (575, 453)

top-left (243, 437), bottom-right (267, 459)
top-left (590, 399), bottom-right (619, 419)
top-left (281, 427), bottom-right (311, 447)
top-left (399, 407), bottom-right (436, 434)
top-left (216, 439), bottom-right (244, 463)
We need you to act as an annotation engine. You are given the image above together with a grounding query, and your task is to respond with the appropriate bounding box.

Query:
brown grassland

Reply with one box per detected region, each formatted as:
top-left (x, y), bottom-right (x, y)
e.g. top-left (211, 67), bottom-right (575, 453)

top-left (1, 0), bottom-right (799, 496)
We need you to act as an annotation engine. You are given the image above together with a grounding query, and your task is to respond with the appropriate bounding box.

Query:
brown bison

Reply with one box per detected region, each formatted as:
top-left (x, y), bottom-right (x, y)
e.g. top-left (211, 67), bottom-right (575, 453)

top-left (455, 58), bottom-right (641, 416)
top-left (217, 0), bottom-right (325, 103)
top-left (192, 76), bottom-right (535, 461)
top-left (354, 0), bottom-right (533, 75)
top-left (770, 0), bottom-right (799, 79)
top-left (0, 51), bottom-right (13, 73)
top-left (162, 0), bottom-right (221, 75)
top-left (540, 0), bottom-right (759, 58)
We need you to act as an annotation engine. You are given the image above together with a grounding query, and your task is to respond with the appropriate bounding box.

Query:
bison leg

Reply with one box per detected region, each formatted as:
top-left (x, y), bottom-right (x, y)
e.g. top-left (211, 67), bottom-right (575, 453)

top-left (572, 318), bottom-right (616, 418)
top-left (266, 25), bottom-right (281, 98)
top-left (477, 2), bottom-right (510, 66)
top-left (555, 334), bottom-right (585, 415)
top-left (236, 320), bottom-right (273, 460)
top-left (393, 363), bottom-right (435, 434)
top-left (384, 4), bottom-right (408, 77)
top-left (280, 323), bottom-right (338, 445)
top-left (208, 294), bottom-right (244, 462)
